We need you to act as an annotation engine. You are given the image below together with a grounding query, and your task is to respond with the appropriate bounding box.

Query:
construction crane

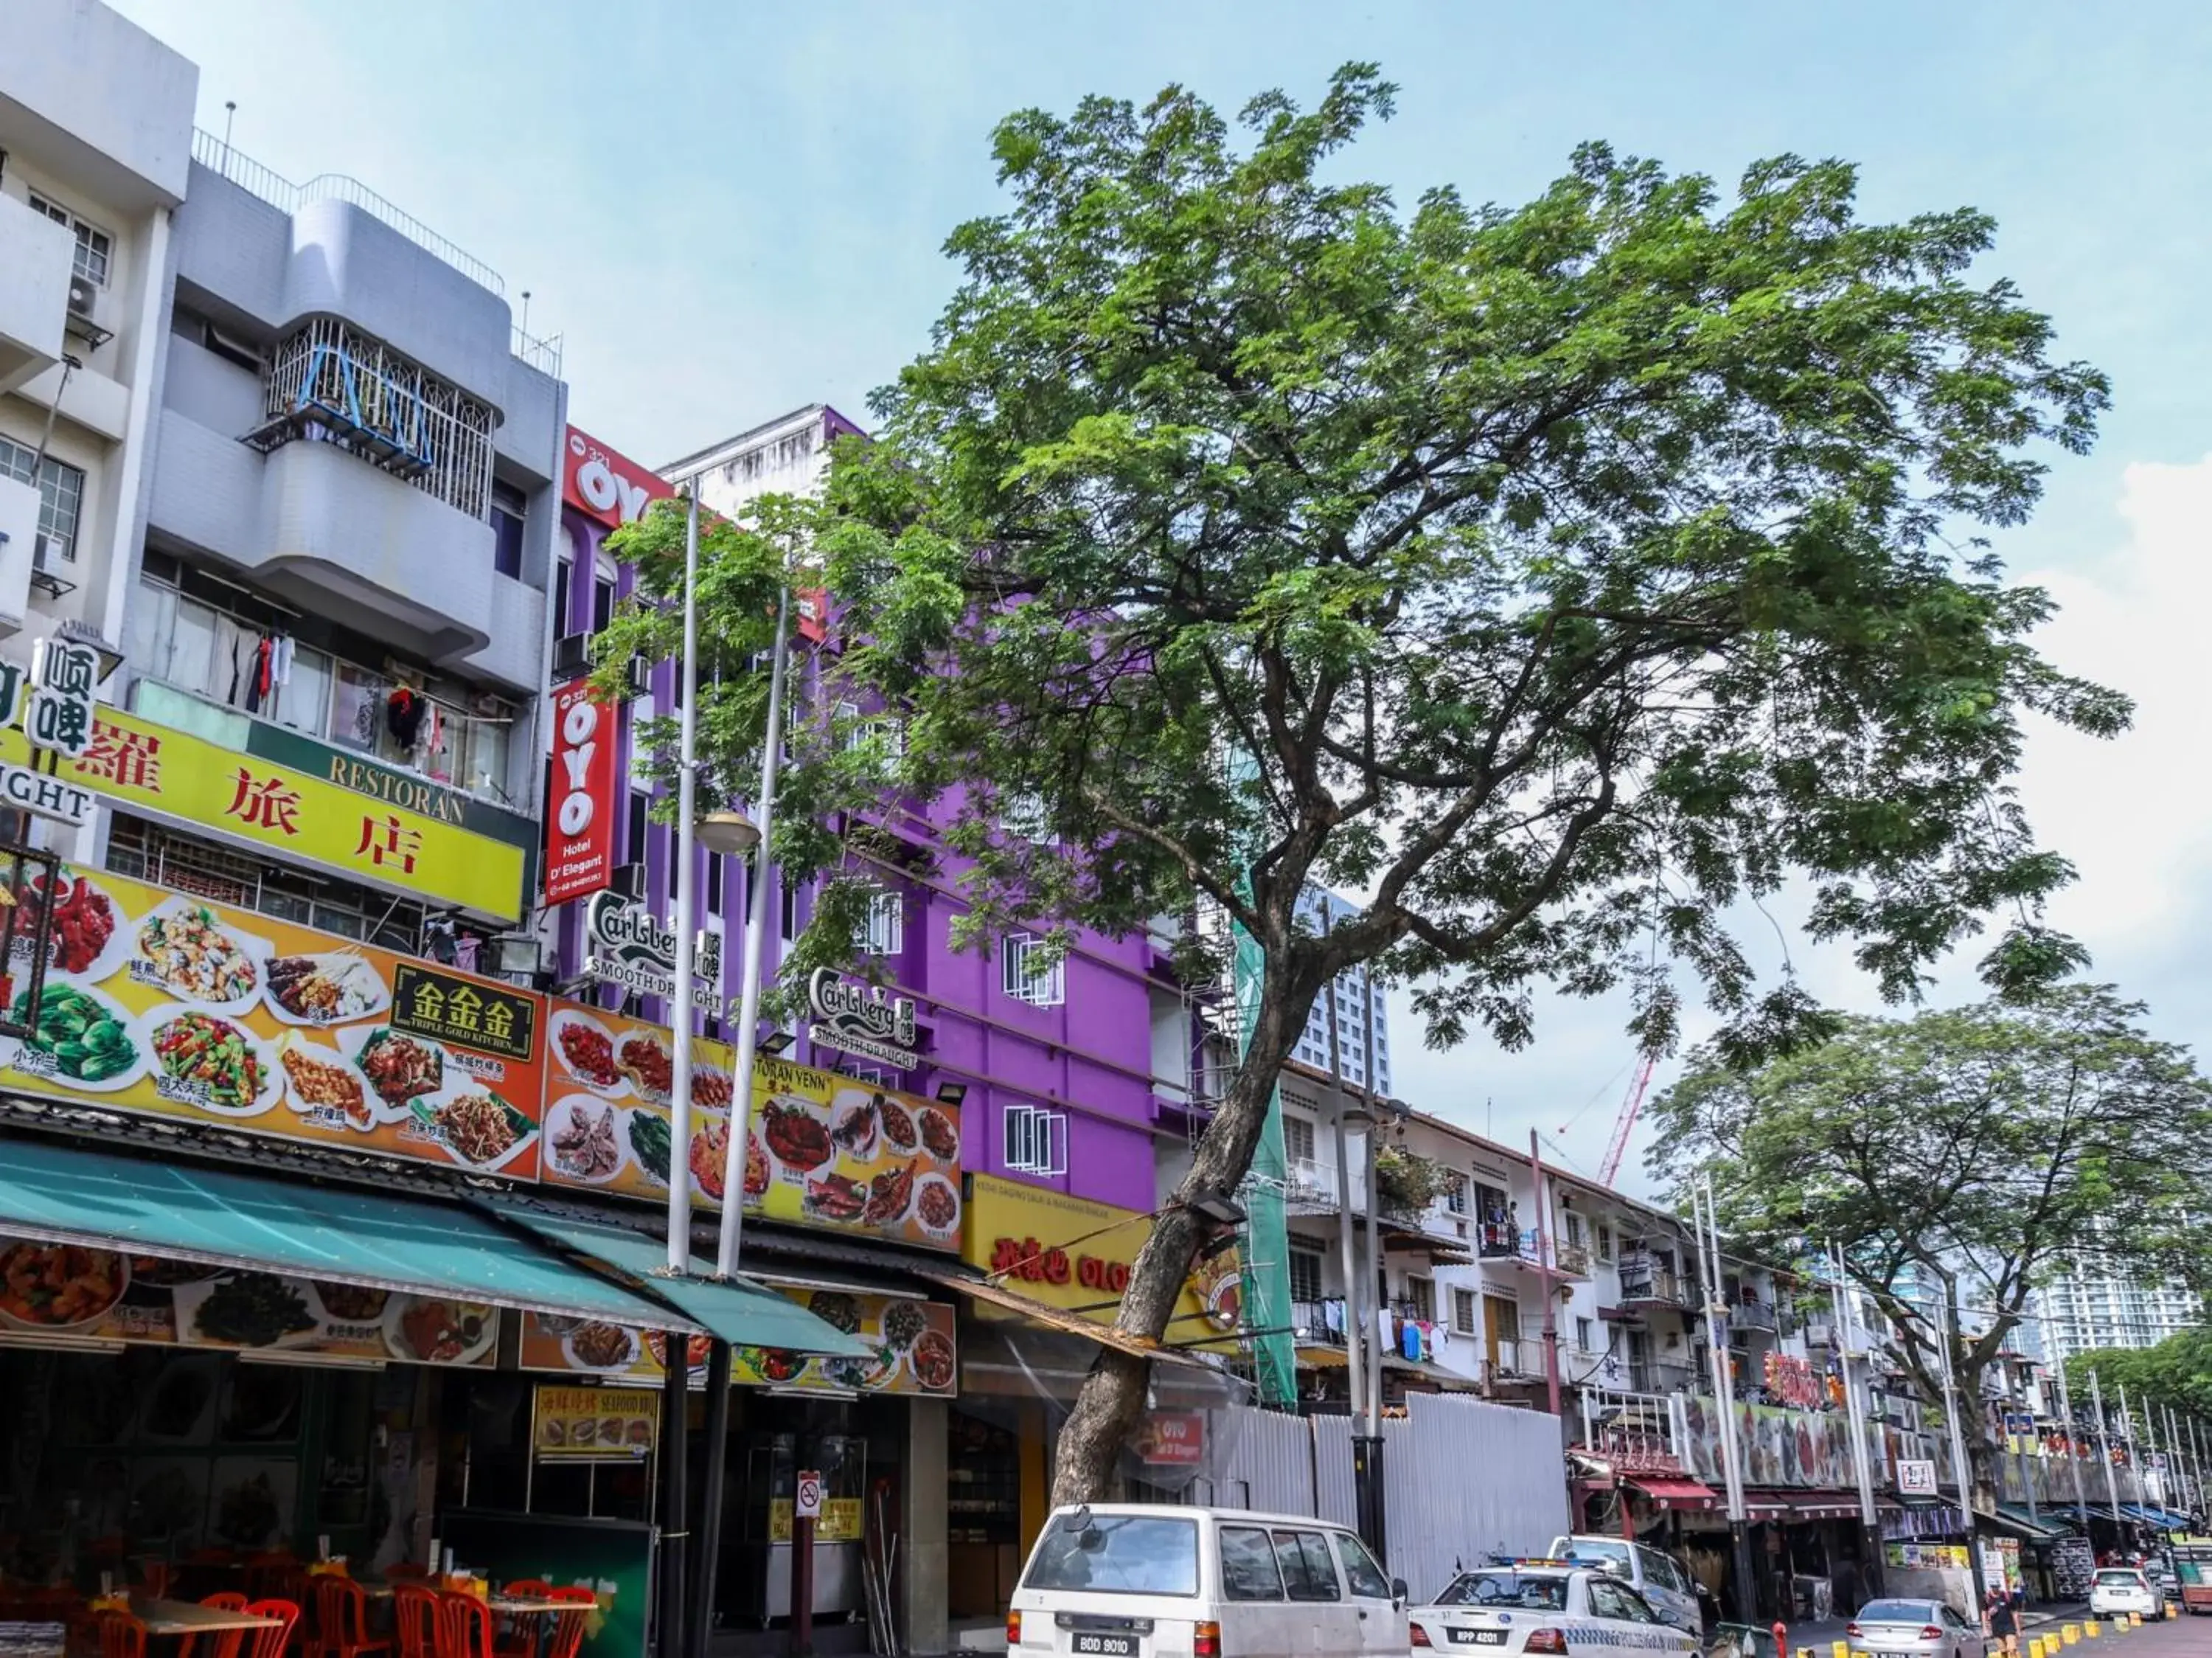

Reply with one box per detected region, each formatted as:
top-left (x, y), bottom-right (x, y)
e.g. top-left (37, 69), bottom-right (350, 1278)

top-left (1598, 1053), bottom-right (1657, 1187)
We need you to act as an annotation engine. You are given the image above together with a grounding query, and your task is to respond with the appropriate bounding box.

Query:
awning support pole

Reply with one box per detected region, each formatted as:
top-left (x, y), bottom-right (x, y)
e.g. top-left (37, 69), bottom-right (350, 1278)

top-left (689, 1339), bottom-right (733, 1658)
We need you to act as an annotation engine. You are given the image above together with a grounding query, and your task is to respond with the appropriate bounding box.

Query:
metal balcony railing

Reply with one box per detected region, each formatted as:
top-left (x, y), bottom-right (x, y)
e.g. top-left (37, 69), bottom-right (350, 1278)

top-left (1630, 1360), bottom-right (1699, 1394)
top-left (1618, 1260), bottom-right (1697, 1308)
top-left (193, 128), bottom-right (507, 296)
top-left (1291, 1300), bottom-right (1346, 1345)
top-left (1556, 1242), bottom-right (1593, 1277)
top-left (1732, 1300), bottom-right (1779, 1333)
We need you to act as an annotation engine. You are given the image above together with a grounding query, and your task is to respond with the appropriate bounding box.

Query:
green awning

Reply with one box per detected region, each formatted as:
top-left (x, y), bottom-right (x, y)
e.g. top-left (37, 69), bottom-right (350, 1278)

top-left (0, 1134), bottom-right (706, 1330)
top-left (1979, 1504), bottom-right (2075, 1542)
top-left (481, 1203), bottom-right (869, 1358)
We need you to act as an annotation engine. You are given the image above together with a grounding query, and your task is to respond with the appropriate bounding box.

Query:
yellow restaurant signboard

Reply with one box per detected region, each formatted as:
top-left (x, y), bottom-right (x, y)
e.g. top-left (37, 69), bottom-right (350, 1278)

top-left (0, 703), bottom-right (532, 921)
top-left (532, 1385), bottom-right (657, 1460)
top-left (961, 1173), bottom-right (1239, 1347)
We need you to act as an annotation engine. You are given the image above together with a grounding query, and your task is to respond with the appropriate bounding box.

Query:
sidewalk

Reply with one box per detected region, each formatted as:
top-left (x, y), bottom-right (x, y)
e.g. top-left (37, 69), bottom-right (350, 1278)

top-left (1774, 1603), bottom-right (2087, 1653)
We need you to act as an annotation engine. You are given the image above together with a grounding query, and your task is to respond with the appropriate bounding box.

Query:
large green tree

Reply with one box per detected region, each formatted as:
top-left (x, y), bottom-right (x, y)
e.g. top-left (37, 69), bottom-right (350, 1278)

top-left (608, 67), bottom-right (2120, 1502)
top-left (2066, 1331), bottom-right (2212, 1432)
top-left (1651, 988), bottom-right (2212, 1508)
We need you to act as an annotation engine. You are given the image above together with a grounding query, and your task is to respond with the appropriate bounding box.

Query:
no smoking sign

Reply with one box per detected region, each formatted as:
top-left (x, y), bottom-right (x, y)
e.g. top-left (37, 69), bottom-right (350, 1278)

top-left (795, 1469), bottom-right (824, 1521)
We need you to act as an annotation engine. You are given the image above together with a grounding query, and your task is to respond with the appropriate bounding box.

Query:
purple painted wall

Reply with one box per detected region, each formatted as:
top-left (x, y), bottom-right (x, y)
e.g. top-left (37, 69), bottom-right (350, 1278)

top-left (549, 420), bottom-right (1181, 1218)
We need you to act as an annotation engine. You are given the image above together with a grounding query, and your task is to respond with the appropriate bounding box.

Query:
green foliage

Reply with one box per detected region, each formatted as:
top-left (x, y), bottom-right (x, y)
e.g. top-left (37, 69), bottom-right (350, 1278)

top-left (1650, 985), bottom-right (2212, 1446)
top-left (1373, 1145), bottom-right (1453, 1215)
top-left (2065, 1330), bottom-right (2212, 1423)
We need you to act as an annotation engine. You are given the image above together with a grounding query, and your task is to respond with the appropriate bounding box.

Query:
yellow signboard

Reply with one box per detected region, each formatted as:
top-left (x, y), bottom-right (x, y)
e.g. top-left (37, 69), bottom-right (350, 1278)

top-left (532, 1385), bottom-right (657, 1460)
top-left (0, 705), bottom-right (529, 920)
top-left (962, 1173), bottom-right (1239, 1344)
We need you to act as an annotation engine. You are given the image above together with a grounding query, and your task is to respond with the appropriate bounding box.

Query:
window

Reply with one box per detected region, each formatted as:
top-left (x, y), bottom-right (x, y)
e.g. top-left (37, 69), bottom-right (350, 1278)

top-left (1590, 1581), bottom-right (1655, 1624)
top-left (1597, 1222), bottom-right (1615, 1263)
top-left (0, 436), bottom-right (86, 561)
top-left (1434, 1572), bottom-right (1569, 1612)
top-left (1020, 1516), bottom-right (1198, 1597)
top-left (1001, 932), bottom-right (1064, 1007)
top-left (855, 889), bottom-right (903, 956)
top-left (554, 557), bottom-right (574, 636)
top-left (491, 480), bottom-right (527, 579)
top-left (1453, 1288), bottom-right (1478, 1336)
top-left (1001, 789), bottom-right (1052, 843)
top-left (1563, 1212), bottom-right (1587, 1249)
top-left (779, 878), bottom-right (799, 944)
top-left (1444, 1173), bottom-right (1470, 1215)
top-left (1002, 1104), bottom-right (1067, 1177)
top-left (1576, 1317), bottom-right (1595, 1352)
top-left (705, 850), bottom-right (726, 918)
top-left (1332, 1533), bottom-right (1394, 1600)
top-left (625, 790), bottom-right (650, 864)
top-left (1282, 1115), bottom-right (1316, 1165)
top-left (593, 575), bottom-right (616, 634)
top-left (29, 192), bottom-right (112, 287)
top-left (1270, 1531), bottom-right (1341, 1602)
top-left (1405, 1276), bottom-right (1434, 1323)
top-left (1288, 1247), bottom-right (1324, 1305)
top-left (1219, 1527), bottom-right (1284, 1601)
top-left (1489, 1294), bottom-right (1523, 1341)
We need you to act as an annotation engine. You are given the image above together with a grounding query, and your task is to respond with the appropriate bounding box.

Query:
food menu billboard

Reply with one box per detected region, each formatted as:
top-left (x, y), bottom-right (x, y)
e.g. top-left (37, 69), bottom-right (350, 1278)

top-left (539, 1016), bottom-right (964, 1253)
top-left (0, 1236), bottom-right (498, 1366)
top-left (0, 864), bottom-right (549, 1179)
top-left (515, 1284), bottom-right (957, 1397)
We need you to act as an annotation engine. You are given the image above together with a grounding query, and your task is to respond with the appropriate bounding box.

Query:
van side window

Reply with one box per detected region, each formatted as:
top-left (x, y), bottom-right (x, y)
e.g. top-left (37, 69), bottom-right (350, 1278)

top-left (1272, 1530), bottom-right (1343, 1601)
top-left (1635, 1547), bottom-right (1677, 1593)
top-left (1333, 1533), bottom-right (1394, 1600)
top-left (1221, 1527), bottom-right (1285, 1601)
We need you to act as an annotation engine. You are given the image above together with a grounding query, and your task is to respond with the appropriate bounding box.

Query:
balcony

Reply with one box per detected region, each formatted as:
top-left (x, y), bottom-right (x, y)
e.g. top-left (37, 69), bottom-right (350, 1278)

top-left (1556, 1242), bottom-right (1593, 1278)
top-left (1291, 1300), bottom-right (1347, 1347)
top-left (1285, 1157), bottom-right (1341, 1213)
top-left (1618, 1260), bottom-right (1698, 1310)
top-left (0, 193), bottom-right (73, 396)
top-left (1631, 1360), bottom-right (1700, 1395)
top-left (1732, 1300), bottom-right (1779, 1335)
top-left (1802, 1314), bottom-right (1839, 1347)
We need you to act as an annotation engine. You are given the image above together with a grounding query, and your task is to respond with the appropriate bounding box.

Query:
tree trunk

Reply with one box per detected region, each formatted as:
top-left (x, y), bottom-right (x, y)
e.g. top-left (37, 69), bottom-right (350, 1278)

top-left (1049, 966), bottom-right (1312, 1507)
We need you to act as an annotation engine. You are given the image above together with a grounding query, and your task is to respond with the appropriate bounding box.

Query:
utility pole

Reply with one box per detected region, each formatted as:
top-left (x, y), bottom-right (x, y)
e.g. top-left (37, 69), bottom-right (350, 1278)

top-left (1529, 1128), bottom-right (1562, 1418)
top-left (1694, 1179), bottom-right (1755, 1621)
top-left (1320, 914), bottom-right (1366, 1427)
top-left (1354, 962), bottom-right (1386, 1563)
top-left (2163, 1404), bottom-right (2189, 1515)
top-left (1829, 1241), bottom-right (1882, 1592)
top-left (2090, 1369), bottom-right (2124, 1521)
top-left (1933, 1293), bottom-right (1978, 1529)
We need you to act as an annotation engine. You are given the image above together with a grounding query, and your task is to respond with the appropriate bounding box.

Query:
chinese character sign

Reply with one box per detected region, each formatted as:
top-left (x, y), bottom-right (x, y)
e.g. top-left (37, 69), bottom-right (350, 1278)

top-left (24, 638), bottom-right (100, 760)
top-left (0, 863), bottom-right (549, 1176)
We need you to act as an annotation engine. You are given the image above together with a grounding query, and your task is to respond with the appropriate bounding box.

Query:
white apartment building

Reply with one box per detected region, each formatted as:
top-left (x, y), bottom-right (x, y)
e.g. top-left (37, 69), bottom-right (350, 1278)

top-left (0, 1), bottom-right (195, 661)
top-left (1287, 884), bottom-right (1392, 1092)
top-left (2039, 1259), bottom-right (2202, 1362)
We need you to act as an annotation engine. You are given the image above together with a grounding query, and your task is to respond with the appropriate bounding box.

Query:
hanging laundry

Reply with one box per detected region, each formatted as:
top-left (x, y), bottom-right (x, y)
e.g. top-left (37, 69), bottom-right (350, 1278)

top-left (385, 686), bottom-right (426, 747)
top-left (272, 635), bottom-right (293, 687)
top-left (1400, 1322), bottom-right (1422, 1363)
top-left (1324, 1300), bottom-right (1345, 1337)
top-left (1434, 1322), bottom-right (1453, 1355)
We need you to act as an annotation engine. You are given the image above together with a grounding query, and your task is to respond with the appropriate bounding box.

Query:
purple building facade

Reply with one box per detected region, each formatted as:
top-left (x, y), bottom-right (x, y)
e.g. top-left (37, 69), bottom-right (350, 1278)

top-left (549, 405), bottom-right (1191, 1215)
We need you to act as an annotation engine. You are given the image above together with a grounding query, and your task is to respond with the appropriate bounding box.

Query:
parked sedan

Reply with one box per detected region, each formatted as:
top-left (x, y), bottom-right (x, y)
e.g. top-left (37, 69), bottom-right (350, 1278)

top-left (1846, 1598), bottom-right (1986, 1658)
top-left (2089, 1569), bottom-right (2163, 1620)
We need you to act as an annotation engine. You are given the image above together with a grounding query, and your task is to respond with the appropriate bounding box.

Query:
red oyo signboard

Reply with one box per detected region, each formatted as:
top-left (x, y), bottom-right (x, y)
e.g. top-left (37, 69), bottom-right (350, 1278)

top-left (1133, 1412), bottom-right (1207, 1468)
top-left (563, 426), bottom-right (672, 533)
top-left (544, 676), bottom-right (617, 904)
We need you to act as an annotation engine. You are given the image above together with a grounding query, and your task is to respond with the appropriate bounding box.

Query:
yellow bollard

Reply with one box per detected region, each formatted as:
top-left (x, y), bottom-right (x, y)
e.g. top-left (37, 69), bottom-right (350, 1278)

top-left (2065, 1624), bottom-right (2080, 1644)
top-left (1832, 1642), bottom-right (1848, 1658)
top-left (2087, 1621), bottom-right (2101, 1639)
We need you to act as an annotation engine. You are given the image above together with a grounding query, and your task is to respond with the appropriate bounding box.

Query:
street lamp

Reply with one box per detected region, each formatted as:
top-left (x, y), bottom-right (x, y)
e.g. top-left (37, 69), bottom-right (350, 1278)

top-left (696, 808), bottom-right (760, 856)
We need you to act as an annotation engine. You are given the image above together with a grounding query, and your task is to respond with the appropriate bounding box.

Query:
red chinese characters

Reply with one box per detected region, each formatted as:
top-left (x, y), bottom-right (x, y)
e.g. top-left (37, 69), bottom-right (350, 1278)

top-left (355, 814), bottom-right (424, 875)
top-left (74, 722), bottom-right (163, 791)
top-left (225, 767), bottom-right (304, 836)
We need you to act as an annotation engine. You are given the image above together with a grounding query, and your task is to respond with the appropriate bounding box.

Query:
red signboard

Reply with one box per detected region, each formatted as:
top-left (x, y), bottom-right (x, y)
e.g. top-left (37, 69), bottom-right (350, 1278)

top-left (544, 677), bottom-right (617, 905)
top-left (1133, 1412), bottom-right (1207, 1468)
top-left (563, 426), bottom-right (672, 533)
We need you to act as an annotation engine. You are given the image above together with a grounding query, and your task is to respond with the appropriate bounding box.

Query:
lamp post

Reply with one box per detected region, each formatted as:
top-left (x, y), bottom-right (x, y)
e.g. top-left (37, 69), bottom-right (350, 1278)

top-left (1693, 1179), bottom-right (1755, 1622)
top-left (713, 582), bottom-right (792, 1278)
top-left (1933, 1294), bottom-right (1977, 1533)
top-left (666, 485), bottom-right (702, 1274)
top-left (1829, 1241), bottom-right (1882, 1591)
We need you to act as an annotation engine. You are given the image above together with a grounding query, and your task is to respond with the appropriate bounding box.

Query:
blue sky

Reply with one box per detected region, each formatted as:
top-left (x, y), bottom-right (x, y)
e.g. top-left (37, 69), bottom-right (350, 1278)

top-left (111, 1), bottom-right (2212, 1190)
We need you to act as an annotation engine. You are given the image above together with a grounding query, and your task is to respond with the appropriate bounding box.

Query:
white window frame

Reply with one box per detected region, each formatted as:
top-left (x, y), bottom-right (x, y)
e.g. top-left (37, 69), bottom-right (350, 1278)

top-left (1453, 1287), bottom-right (1479, 1336)
top-left (1003, 1103), bottom-right (1068, 1177)
top-left (1444, 1173), bottom-right (1469, 1215)
top-left (855, 888), bottom-right (903, 957)
top-left (1282, 1115), bottom-right (1317, 1165)
top-left (0, 435), bottom-right (86, 562)
top-left (29, 192), bottom-right (113, 288)
top-left (1001, 931), bottom-right (1065, 1007)
top-left (1288, 1246), bottom-right (1325, 1305)
top-left (1001, 789), bottom-right (1054, 844)
top-left (1405, 1274), bottom-right (1436, 1324)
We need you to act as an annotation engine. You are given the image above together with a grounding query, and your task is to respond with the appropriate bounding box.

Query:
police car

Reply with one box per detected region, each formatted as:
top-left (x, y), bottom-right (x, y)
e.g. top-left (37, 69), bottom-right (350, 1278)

top-left (1410, 1563), bottom-right (1699, 1657)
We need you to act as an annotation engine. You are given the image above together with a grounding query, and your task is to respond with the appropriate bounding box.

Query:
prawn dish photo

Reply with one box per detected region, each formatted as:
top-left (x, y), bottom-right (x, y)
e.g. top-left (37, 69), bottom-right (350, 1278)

top-left (689, 1117), bottom-right (730, 1200)
top-left (862, 1159), bottom-right (917, 1226)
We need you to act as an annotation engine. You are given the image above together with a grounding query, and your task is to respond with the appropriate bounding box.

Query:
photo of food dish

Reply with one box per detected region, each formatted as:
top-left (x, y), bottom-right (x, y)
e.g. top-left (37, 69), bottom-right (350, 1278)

top-left (803, 1171), bottom-right (866, 1223)
top-left (616, 1032), bottom-right (672, 1101)
top-left (264, 952), bottom-right (389, 1026)
top-left (133, 899), bottom-right (262, 1009)
top-left (816, 1352), bottom-right (897, 1392)
top-left (644, 1331), bottom-right (715, 1371)
top-left (862, 1160), bottom-right (917, 1227)
top-left (128, 1255), bottom-right (223, 1289)
top-left (875, 1091), bottom-right (917, 1153)
top-left (808, 1291), bottom-right (863, 1334)
top-left (546, 1096), bottom-right (627, 1182)
top-left (691, 1065), bottom-right (734, 1109)
top-left (0, 1241), bottom-right (128, 1331)
top-left (830, 1089), bottom-right (880, 1160)
top-left (385, 1296), bottom-right (495, 1364)
top-left (552, 1010), bottom-right (622, 1092)
top-left (689, 1116), bottom-right (729, 1201)
top-left (908, 1328), bottom-right (956, 1391)
top-left (563, 1320), bottom-right (639, 1372)
top-left (312, 1283), bottom-right (390, 1323)
top-left (277, 1039), bottom-right (376, 1129)
top-left (181, 1273), bottom-right (318, 1348)
top-left (352, 1027), bottom-right (444, 1106)
top-left (734, 1346), bottom-right (807, 1384)
top-left (625, 1111), bottom-right (672, 1188)
top-left (880, 1300), bottom-right (929, 1353)
top-left (743, 1132), bottom-right (771, 1198)
top-left (425, 1088), bottom-right (534, 1168)
top-left (8, 979), bottom-right (144, 1089)
top-left (762, 1097), bottom-right (834, 1171)
top-left (913, 1173), bottom-right (961, 1237)
top-left (918, 1106), bottom-right (960, 1162)
top-left (18, 870), bottom-right (130, 982)
top-left (148, 1010), bottom-right (277, 1115)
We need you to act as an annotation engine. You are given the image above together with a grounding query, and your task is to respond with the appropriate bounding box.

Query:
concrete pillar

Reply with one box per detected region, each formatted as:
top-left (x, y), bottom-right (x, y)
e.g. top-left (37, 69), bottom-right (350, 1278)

top-left (905, 1394), bottom-right (950, 1656)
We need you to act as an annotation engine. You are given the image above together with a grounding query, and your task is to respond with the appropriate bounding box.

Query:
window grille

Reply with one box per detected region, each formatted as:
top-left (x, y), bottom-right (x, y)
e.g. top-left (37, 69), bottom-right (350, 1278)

top-left (1002, 932), bottom-right (1064, 1007)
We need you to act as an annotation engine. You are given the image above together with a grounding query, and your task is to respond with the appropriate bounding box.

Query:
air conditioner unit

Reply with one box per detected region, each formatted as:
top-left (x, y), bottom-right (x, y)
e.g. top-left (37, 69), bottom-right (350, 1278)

top-left (611, 861), bottom-right (647, 900)
top-left (32, 535), bottom-right (63, 572)
top-left (551, 631), bottom-right (589, 679)
top-left (66, 280), bottom-right (95, 320)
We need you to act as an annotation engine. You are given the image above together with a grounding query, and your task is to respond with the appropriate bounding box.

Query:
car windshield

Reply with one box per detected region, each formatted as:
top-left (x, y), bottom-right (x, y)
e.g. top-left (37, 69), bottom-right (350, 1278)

top-left (1552, 1539), bottom-right (1632, 1573)
top-left (2096, 1571), bottom-right (2143, 1586)
top-left (1434, 1572), bottom-right (1571, 1610)
top-left (1858, 1601), bottom-right (1935, 1623)
top-left (1023, 1515), bottom-right (1200, 1596)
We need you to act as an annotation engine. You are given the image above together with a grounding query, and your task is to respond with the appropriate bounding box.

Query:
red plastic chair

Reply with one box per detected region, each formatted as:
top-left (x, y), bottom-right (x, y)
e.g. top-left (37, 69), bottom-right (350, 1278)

top-left (96, 1612), bottom-right (148, 1658)
top-left (433, 1594), bottom-right (495, 1658)
top-left (181, 1593), bottom-right (251, 1658)
top-left (310, 1578), bottom-right (389, 1658)
top-left (264, 1569), bottom-right (311, 1657)
top-left (541, 1589), bottom-right (594, 1658)
top-left (490, 1586), bottom-right (552, 1658)
top-left (242, 1600), bottom-right (300, 1658)
top-left (392, 1585), bottom-right (440, 1658)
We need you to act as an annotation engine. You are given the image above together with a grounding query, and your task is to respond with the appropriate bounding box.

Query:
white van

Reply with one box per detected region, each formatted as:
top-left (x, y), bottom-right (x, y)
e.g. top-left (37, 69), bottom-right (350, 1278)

top-left (1012, 1504), bottom-right (1413, 1658)
top-left (1540, 1536), bottom-right (1704, 1634)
